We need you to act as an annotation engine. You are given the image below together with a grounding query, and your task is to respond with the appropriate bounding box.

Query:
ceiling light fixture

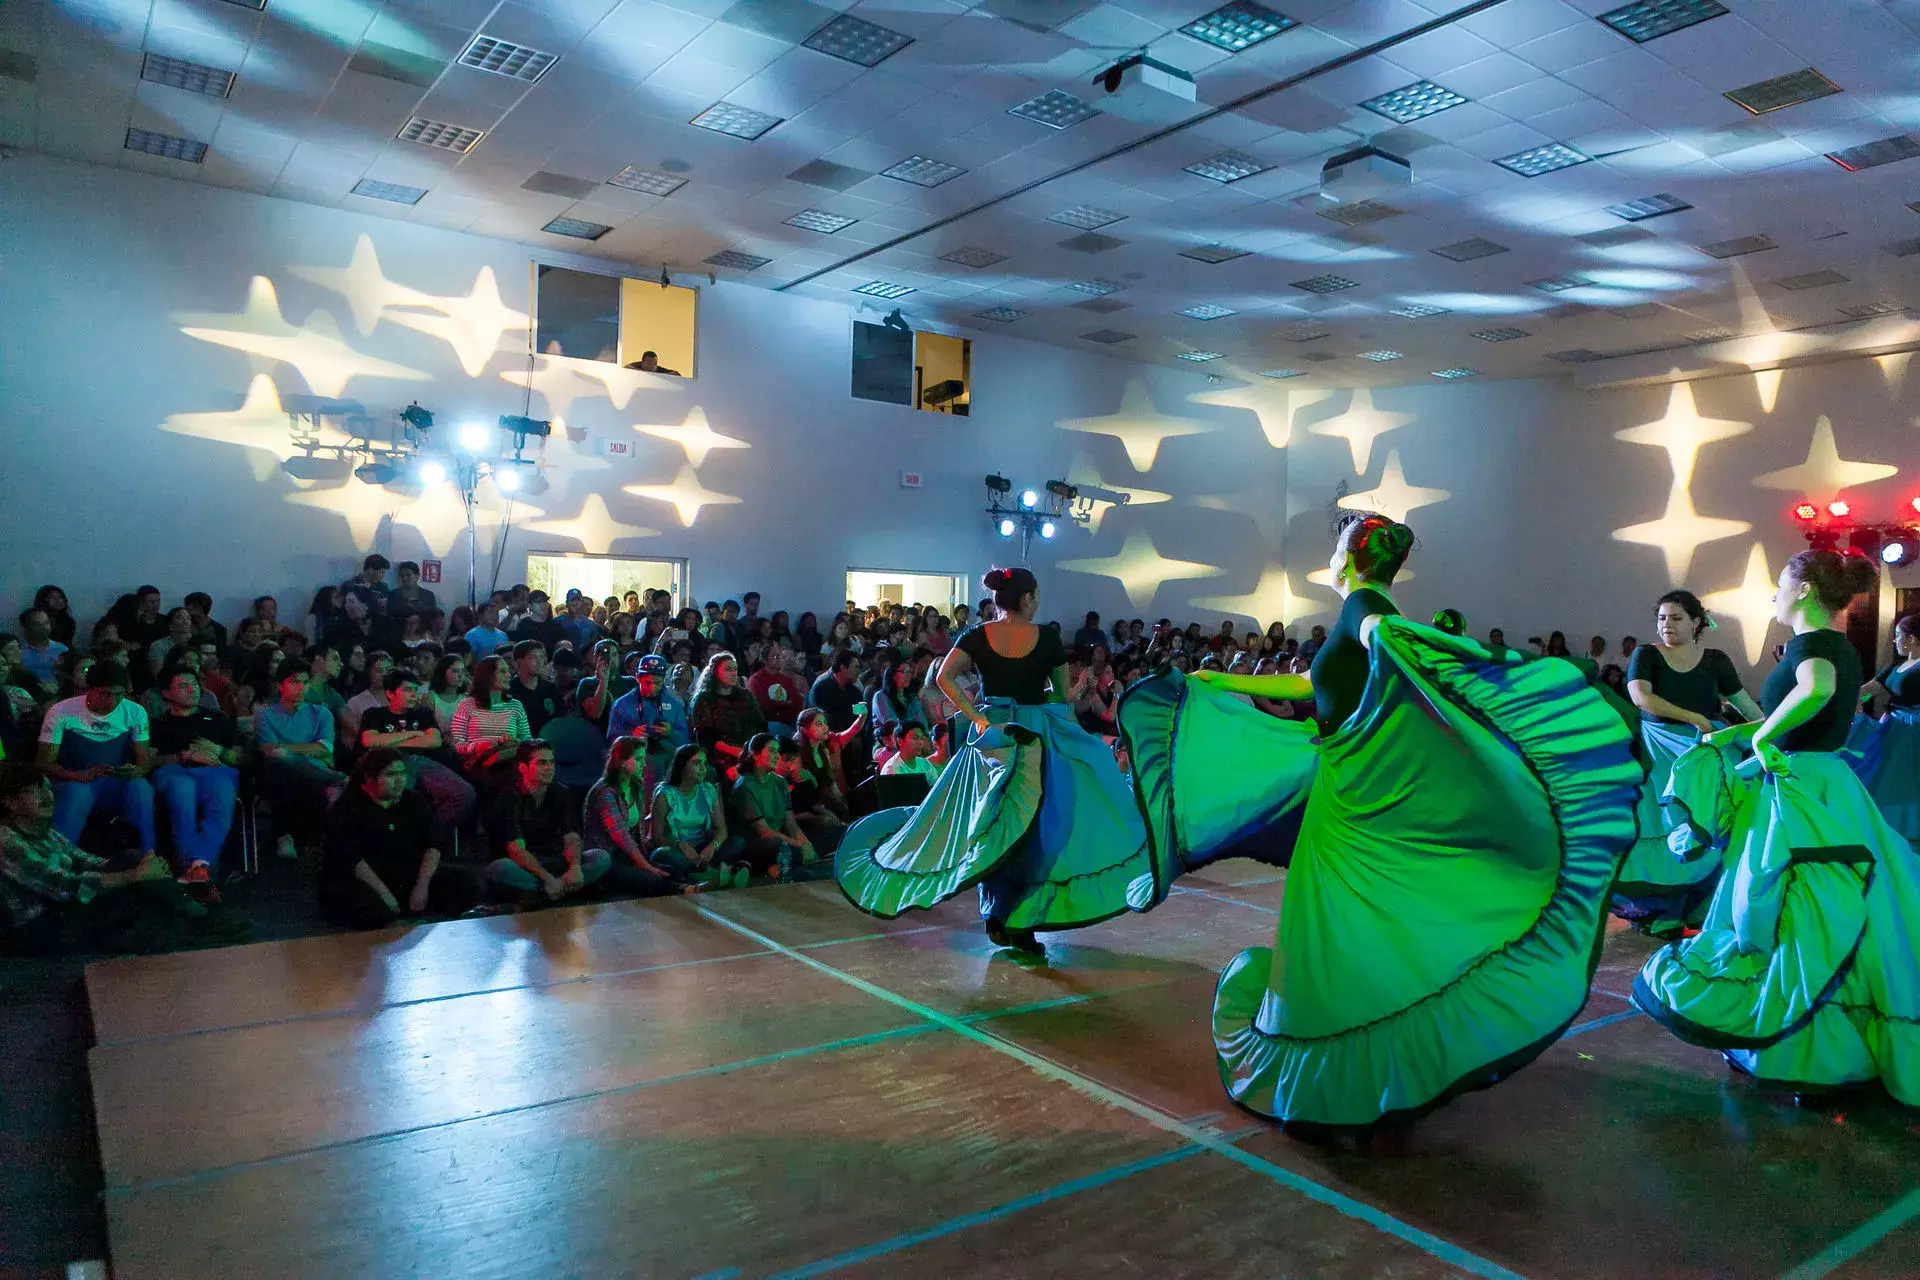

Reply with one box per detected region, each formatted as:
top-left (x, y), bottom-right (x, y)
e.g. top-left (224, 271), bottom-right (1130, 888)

top-left (608, 165), bottom-right (687, 196)
top-left (880, 155), bottom-right (967, 187)
top-left (459, 35), bottom-right (556, 82)
top-left (1177, 350), bottom-right (1225, 362)
top-left (1431, 367), bottom-right (1479, 379)
top-left (1009, 89), bottom-right (1099, 129)
top-left (1388, 302), bottom-right (1450, 318)
top-left (1184, 150), bottom-right (1269, 183)
top-left (785, 209), bottom-right (856, 234)
top-left (1606, 192), bottom-right (1692, 221)
top-left (1828, 134), bottom-right (1920, 172)
top-left (974, 307), bottom-right (1029, 322)
top-left (1179, 303), bottom-right (1236, 320)
top-left (1358, 350), bottom-right (1404, 362)
top-left (1260, 368), bottom-right (1306, 379)
top-left (803, 13), bottom-right (913, 67)
top-left (1180, 2), bottom-right (1297, 52)
top-left (854, 280), bottom-right (914, 299)
top-left (349, 178), bottom-right (427, 205)
top-left (1725, 67), bottom-right (1841, 115)
top-left (1431, 237), bottom-right (1509, 261)
top-left (940, 246), bottom-right (1008, 268)
top-left (1179, 244), bottom-right (1248, 264)
top-left (1360, 80), bottom-right (1467, 124)
top-left (397, 117), bottom-right (484, 152)
top-left (1290, 273), bottom-right (1359, 294)
top-left (706, 250), bottom-right (770, 270)
top-left (1696, 234), bottom-right (1778, 258)
top-left (1472, 327), bottom-right (1529, 342)
top-left (1065, 279), bottom-right (1122, 296)
top-left (1080, 330), bottom-right (1137, 344)
top-left (1597, 0), bottom-right (1728, 43)
top-left (1529, 275), bottom-right (1589, 292)
top-left (139, 52), bottom-right (235, 97)
top-left (690, 102), bottom-right (783, 140)
top-left (1495, 141), bottom-right (1592, 177)
top-left (542, 216), bottom-right (611, 240)
top-left (123, 127), bottom-right (207, 162)
top-left (1050, 205), bottom-right (1125, 230)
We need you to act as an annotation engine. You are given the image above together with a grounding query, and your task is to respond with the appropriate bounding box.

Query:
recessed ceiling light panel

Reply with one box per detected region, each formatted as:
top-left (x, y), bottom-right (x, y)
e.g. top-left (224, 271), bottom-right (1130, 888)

top-left (1177, 350), bottom-right (1225, 362)
top-left (1839, 301), bottom-right (1910, 319)
top-left (349, 178), bottom-right (427, 205)
top-left (1009, 89), bottom-right (1099, 130)
top-left (1360, 80), bottom-right (1467, 124)
top-left (975, 307), bottom-right (1029, 322)
top-left (1179, 303), bottom-right (1237, 320)
top-left (1050, 205), bottom-right (1125, 230)
top-left (542, 216), bottom-right (611, 240)
top-left (1317, 199), bottom-right (1403, 226)
top-left (459, 35), bottom-right (556, 82)
top-left (1290, 273), bottom-right (1359, 294)
top-left (1773, 269), bottom-right (1849, 291)
top-left (1725, 67), bottom-right (1840, 115)
top-left (1605, 192), bottom-right (1691, 221)
top-left (706, 250), bottom-right (770, 270)
top-left (398, 117), bottom-right (484, 152)
top-left (1388, 302), bottom-right (1450, 318)
top-left (1496, 141), bottom-right (1591, 177)
top-left (1260, 368), bottom-right (1306, 379)
top-left (690, 102), bottom-right (784, 140)
top-left (1431, 368), bottom-right (1479, 379)
top-left (608, 165), bottom-right (688, 196)
top-left (1185, 150), bottom-right (1269, 183)
top-left (881, 155), bottom-right (967, 187)
top-left (124, 127), bottom-right (207, 162)
top-left (1181, 2), bottom-right (1297, 52)
top-left (941, 246), bottom-right (1009, 269)
top-left (139, 52), bottom-right (234, 97)
top-left (1179, 243), bottom-right (1249, 264)
top-left (1529, 275), bottom-right (1589, 292)
top-left (1472, 327), bottom-right (1529, 342)
top-left (1597, 0), bottom-right (1728, 43)
top-left (785, 209), bottom-right (856, 234)
top-left (1546, 347), bottom-right (1607, 363)
top-left (854, 280), bottom-right (915, 299)
top-left (1357, 350), bottom-right (1404, 362)
top-left (803, 13), bottom-right (913, 67)
top-left (1828, 134), bottom-right (1920, 172)
top-left (1065, 279), bottom-right (1121, 296)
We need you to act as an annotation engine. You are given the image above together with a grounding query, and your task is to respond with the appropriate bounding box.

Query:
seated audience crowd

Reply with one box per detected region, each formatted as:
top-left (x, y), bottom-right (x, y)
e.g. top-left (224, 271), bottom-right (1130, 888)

top-left (0, 556), bottom-right (1632, 956)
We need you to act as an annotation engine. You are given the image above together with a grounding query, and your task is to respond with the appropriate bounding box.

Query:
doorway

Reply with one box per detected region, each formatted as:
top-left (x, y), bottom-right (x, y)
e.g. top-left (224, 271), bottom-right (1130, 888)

top-left (845, 568), bottom-right (968, 613)
top-left (527, 553), bottom-right (687, 612)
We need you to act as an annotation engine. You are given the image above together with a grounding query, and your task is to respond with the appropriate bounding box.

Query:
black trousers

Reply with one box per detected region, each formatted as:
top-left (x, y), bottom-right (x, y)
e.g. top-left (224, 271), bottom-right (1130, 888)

top-left (318, 864), bottom-right (485, 931)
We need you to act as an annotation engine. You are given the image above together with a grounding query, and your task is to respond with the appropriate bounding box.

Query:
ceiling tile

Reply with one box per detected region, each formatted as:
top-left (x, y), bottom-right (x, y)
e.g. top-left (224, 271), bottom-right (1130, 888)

top-left (598, 0), bottom-right (715, 50)
top-left (676, 18), bottom-right (794, 73)
top-left (1508, 20), bottom-right (1625, 75)
top-left (1457, 0), bottom-right (1584, 45)
top-left (1379, 24), bottom-right (1500, 79)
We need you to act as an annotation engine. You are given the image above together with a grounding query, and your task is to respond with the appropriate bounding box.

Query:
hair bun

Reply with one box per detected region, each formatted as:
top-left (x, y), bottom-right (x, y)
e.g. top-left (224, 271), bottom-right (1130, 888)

top-left (1382, 523), bottom-right (1414, 556)
top-left (1844, 554), bottom-right (1878, 596)
top-left (982, 568), bottom-right (1008, 590)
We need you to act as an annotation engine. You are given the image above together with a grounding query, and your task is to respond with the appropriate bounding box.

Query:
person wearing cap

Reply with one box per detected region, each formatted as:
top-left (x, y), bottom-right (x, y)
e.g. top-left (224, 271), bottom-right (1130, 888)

top-left (606, 654), bottom-right (689, 793)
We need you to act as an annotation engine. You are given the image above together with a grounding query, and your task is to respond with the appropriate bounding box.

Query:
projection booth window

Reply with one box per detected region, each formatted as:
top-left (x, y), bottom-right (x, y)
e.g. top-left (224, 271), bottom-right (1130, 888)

top-left (533, 265), bottom-right (697, 378)
top-left (851, 322), bottom-right (971, 414)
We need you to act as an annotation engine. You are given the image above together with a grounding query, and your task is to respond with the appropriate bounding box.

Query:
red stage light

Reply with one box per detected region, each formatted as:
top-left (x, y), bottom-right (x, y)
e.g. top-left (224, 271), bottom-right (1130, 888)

top-left (1829, 499), bottom-right (1852, 519)
top-left (1793, 502), bottom-right (1820, 521)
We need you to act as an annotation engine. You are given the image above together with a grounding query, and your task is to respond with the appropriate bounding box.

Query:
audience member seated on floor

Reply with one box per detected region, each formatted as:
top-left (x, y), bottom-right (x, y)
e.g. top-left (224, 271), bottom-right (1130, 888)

top-left (485, 740), bottom-right (611, 902)
top-left (691, 651), bottom-right (767, 769)
top-left (777, 737), bottom-right (843, 855)
top-left (645, 743), bottom-right (748, 890)
top-left (586, 736), bottom-right (702, 895)
top-left (339, 650), bottom-right (395, 742)
top-left (319, 749), bottom-right (483, 930)
top-left (359, 671), bottom-right (476, 841)
top-left (792, 708), bottom-right (861, 820)
top-left (747, 646), bottom-right (806, 735)
top-left (255, 659), bottom-right (345, 861)
top-left (507, 640), bottom-right (564, 736)
top-left (148, 664), bottom-right (239, 890)
top-left (605, 654), bottom-right (688, 787)
top-left (17, 608), bottom-right (67, 698)
top-left (806, 649), bottom-right (864, 733)
top-left (557, 590), bottom-right (604, 651)
top-left (730, 733), bottom-right (811, 879)
top-left (37, 662), bottom-right (157, 859)
top-left (448, 655), bottom-right (530, 776)
top-left (881, 723), bottom-right (942, 781)
top-left (0, 767), bottom-right (248, 954)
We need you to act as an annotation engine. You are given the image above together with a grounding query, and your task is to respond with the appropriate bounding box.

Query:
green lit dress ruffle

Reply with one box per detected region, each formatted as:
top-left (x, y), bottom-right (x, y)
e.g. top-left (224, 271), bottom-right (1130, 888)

top-left (1612, 720), bottom-right (1738, 932)
top-left (833, 699), bottom-right (1150, 930)
top-left (1633, 747), bottom-right (1920, 1102)
top-left (1119, 621), bottom-right (1639, 1130)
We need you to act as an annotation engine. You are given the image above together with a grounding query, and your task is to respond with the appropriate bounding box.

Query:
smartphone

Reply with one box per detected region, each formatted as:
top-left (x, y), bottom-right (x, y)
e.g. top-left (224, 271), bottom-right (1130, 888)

top-left (853, 702), bottom-right (868, 717)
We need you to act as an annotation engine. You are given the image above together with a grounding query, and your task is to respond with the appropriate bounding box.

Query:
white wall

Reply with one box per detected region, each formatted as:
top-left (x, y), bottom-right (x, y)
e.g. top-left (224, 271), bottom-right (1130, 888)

top-left (0, 156), bottom-right (1283, 634)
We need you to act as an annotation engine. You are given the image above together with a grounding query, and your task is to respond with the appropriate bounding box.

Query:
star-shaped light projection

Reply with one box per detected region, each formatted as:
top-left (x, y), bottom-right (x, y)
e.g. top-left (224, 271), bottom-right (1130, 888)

top-left (503, 355), bottom-right (681, 418)
top-left (1612, 486), bottom-right (1751, 583)
top-left (176, 277), bottom-right (431, 398)
top-left (160, 374), bottom-right (347, 482)
top-left (622, 465), bottom-right (741, 526)
top-left (1192, 565), bottom-right (1334, 626)
top-left (1335, 451), bottom-right (1451, 524)
top-left (384, 267), bottom-right (529, 377)
top-left (1056, 529), bottom-right (1225, 609)
top-left (526, 493), bottom-right (660, 554)
top-left (1059, 380), bottom-right (1212, 471)
top-left (635, 406), bottom-right (750, 468)
top-left (284, 481), bottom-right (402, 547)
top-left (1752, 415), bottom-right (1897, 503)
top-left (1615, 381), bottom-right (1751, 488)
top-left (1187, 381), bottom-right (1335, 451)
top-left (1065, 458), bottom-right (1171, 535)
top-left (1708, 265), bottom-right (1829, 395)
top-left (288, 235), bottom-right (435, 335)
top-left (393, 484), bottom-right (508, 558)
top-left (1703, 542), bottom-right (1778, 665)
top-left (1307, 387), bottom-right (1416, 475)
top-left (571, 359), bottom-right (680, 409)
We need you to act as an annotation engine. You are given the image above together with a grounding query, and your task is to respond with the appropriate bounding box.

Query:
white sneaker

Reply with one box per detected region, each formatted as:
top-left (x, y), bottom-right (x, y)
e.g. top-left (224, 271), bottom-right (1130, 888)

top-left (275, 834), bottom-right (299, 860)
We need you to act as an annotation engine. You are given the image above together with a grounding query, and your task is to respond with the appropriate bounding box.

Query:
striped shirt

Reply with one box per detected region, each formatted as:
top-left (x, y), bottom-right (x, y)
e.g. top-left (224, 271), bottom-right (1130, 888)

top-left (448, 696), bottom-right (530, 747)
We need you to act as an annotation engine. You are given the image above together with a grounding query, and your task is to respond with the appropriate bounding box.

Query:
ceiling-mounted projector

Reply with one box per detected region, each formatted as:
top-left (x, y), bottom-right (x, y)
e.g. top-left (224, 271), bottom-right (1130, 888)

top-left (1091, 54), bottom-right (1197, 124)
top-left (1320, 145), bottom-right (1411, 203)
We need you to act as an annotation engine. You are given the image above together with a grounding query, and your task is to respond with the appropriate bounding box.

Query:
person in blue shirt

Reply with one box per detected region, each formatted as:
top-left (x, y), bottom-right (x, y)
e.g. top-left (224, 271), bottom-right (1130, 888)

top-left (606, 655), bottom-right (689, 795)
top-left (463, 604), bottom-right (511, 661)
top-left (556, 592), bottom-right (604, 651)
top-left (254, 659), bottom-right (345, 860)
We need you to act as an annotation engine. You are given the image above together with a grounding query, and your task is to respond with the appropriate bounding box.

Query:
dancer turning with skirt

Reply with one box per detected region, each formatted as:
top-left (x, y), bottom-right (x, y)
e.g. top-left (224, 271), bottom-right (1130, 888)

top-left (1614, 591), bottom-right (1761, 937)
top-left (1843, 612), bottom-right (1920, 843)
top-left (1117, 514), bottom-right (1640, 1132)
top-left (1635, 552), bottom-right (1920, 1105)
top-left (835, 567), bottom-right (1151, 956)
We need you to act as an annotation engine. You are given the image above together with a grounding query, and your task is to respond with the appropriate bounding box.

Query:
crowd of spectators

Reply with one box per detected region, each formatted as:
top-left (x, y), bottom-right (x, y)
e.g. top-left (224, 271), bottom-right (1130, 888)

top-left (0, 558), bottom-right (1636, 956)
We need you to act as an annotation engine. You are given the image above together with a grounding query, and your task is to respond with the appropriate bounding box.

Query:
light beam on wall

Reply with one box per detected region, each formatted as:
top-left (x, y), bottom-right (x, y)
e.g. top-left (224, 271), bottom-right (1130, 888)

top-left (1752, 368), bottom-right (1783, 414)
top-left (1611, 486), bottom-right (1751, 584)
top-left (622, 465), bottom-right (741, 526)
top-left (288, 236), bottom-right (436, 335)
top-left (1335, 450), bottom-right (1450, 524)
top-left (1614, 381), bottom-right (1752, 487)
top-left (1702, 542), bottom-right (1778, 666)
top-left (1192, 565), bottom-right (1334, 626)
top-left (160, 374), bottom-right (346, 481)
top-left (1056, 530), bottom-right (1225, 608)
top-left (283, 481), bottom-right (402, 547)
top-left (525, 493), bottom-right (660, 554)
top-left (1058, 380), bottom-right (1212, 471)
top-left (175, 277), bottom-right (430, 397)
top-left (634, 406), bottom-right (750, 467)
top-left (1877, 352), bottom-right (1912, 396)
top-left (502, 354), bottom-right (681, 419)
top-left (1187, 380), bottom-right (1334, 450)
top-left (1065, 459), bottom-right (1171, 535)
top-left (1307, 387), bottom-right (1417, 474)
top-left (383, 267), bottom-right (530, 377)
top-left (1752, 415), bottom-right (1899, 503)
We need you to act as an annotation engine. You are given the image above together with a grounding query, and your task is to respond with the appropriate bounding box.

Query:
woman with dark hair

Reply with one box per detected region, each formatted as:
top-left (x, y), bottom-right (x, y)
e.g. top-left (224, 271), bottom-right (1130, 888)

top-left (429, 654), bottom-right (468, 729)
top-left (303, 587), bottom-right (337, 648)
top-left (447, 655), bottom-right (530, 772)
top-left (869, 656), bottom-right (924, 741)
top-left (793, 612), bottom-right (823, 675)
top-left (33, 586), bottom-right (78, 649)
top-left (731, 733), bottom-right (810, 878)
top-left (1638, 551), bottom-right (1920, 1105)
top-left (1844, 612), bottom-right (1920, 841)
top-left (689, 651), bottom-right (766, 767)
top-left (836, 566), bottom-right (1151, 955)
top-left (1615, 589), bottom-right (1761, 935)
top-left (648, 743), bottom-right (748, 889)
top-left (587, 737), bottom-right (702, 894)
top-left (1545, 631), bottom-right (1571, 658)
top-left (1117, 513), bottom-right (1638, 1134)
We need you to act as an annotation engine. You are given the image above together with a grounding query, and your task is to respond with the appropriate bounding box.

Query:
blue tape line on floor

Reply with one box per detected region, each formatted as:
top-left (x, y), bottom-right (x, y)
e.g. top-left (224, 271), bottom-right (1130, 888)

top-left (1780, 1187), bottom-right (1920, 1280)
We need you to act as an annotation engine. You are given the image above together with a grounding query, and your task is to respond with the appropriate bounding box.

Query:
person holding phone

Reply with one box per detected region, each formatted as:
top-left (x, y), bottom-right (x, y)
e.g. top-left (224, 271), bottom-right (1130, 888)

top-left (835, 567), bottom-right (1149, 957)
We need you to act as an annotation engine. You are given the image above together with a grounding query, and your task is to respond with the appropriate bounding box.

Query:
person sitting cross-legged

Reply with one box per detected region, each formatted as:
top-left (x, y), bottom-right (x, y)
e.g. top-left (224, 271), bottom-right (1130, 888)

top-left (358, 671), bottom-right (476, 843)
top-left (645, 743), bottom-right (750, 891)
top-left (589, 736), bottom-right (720, 895)
top-left (319, 749), bottom-right (483, 930)
top-left (147, 663), bottom-right (240, 893)
top-left (730, 733), bottom-right (812, 880)
top-left (255, 658), bottom-right (346, 861)
top-left (484, 739), bottom-right (612, 903)
top-left (0, 766), bottom-right (249, 955)
top-left (776, 736), bottom-right (843, 858)
top-left (36, 661), bottom-right (157, 861)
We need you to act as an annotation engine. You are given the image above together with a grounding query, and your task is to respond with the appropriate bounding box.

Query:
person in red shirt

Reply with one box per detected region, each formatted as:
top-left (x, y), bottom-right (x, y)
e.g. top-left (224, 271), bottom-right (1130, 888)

top-left (747, 646), bottom-right (806, 733)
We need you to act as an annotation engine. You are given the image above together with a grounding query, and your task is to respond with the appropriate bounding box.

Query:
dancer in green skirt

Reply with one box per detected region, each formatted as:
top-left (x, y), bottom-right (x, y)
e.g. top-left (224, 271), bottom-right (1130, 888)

top-left (1635, 551), bottom-right (1920, 1104)
top-left (835, 567), bottom-right (1152, 956)
top-left (1118, 514), bottom-right (1640, 1132)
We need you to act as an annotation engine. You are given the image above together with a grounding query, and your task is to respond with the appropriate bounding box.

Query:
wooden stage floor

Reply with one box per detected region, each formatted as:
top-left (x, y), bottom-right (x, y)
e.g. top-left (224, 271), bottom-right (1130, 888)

top-left (85, 861), bottom-right (1920, 1280)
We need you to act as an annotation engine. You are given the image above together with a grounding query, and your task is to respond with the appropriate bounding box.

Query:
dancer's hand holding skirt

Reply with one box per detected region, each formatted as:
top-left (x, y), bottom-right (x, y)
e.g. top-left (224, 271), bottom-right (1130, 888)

top-left (1119, 620), bottom-right (1640, 1131)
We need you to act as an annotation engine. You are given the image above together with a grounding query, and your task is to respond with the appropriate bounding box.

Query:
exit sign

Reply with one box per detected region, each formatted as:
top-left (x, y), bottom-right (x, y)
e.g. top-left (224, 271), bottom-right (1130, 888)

top-left (419, 559), bottom-right (442, 584)
top-left (600, 438), bottom-right (633, 457)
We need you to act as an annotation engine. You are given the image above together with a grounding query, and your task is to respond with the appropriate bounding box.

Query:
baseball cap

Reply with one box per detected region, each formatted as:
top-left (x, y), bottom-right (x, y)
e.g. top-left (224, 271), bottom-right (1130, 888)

top-left (636, 654), bottom-right (668, 677)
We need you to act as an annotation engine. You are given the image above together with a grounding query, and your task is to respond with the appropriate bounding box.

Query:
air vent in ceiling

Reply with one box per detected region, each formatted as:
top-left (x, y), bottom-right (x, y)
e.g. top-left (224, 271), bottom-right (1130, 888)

top-left (1828, 134), bottom-right (1920, 172)
top-left (542, 216), bottom-right (611, 241)
top-left (521, 171), bottom-right (597, 200)
top-left (1546, 348), bottom-right (1607, 364)
top-left (939, 246), bottom-right (1008, 269)
top-left (349, 40), bottom-right (442, 87)
top-left (1725, 67), bottom-right (1840, 115)
top-left (1430, 237), bottom-right (1509, 261)
top-left (1079, 329), bottom-right (1137, 344)
top-left (788, 159), bottom-right (868, 190)
top-left (1696, 234), bottom-right (1777, 258)
top-left (349, 179), bottom-right (428, 205)
top-left (1074, 298), bottom-right (1131, 313)
top-left (1580, 227), bottom-right (1655, 249)
top-left (1317, 199), bottom-right (1403, 227)
top-left (460, 35), bottom-right (557, 82)
top-left (1179, 244), bottom-right (1249, 264)
top-left (1060, 232), bottom-right (1127, 253)
top-left (1773, 269), bottom-right (1849, 291)
top-left (1290, 273), bottom-right (1360, 294)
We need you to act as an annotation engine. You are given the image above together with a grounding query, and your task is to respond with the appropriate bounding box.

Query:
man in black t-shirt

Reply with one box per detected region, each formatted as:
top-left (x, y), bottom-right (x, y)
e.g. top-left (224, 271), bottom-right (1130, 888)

top-left (483, 741), bottom-right (610, 901)
top-left (321, 748), bottom-right (482, 929)
top-left (358, 671), bottom-right (475, 842)
top-left (507, 640), bottom-right (564, 736)
top-left (148, 666), bottom-right (239, 886)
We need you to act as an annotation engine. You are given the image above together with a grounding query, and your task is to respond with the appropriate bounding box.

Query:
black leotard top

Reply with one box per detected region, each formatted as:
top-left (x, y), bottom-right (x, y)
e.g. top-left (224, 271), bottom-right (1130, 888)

top-left (1759, 629), bottom-right (1861, 753)
top-left (1876, 660), bottom-right (1920, 709)
top-left (1310, 587), bottom-right (1398, 735)
top-left (955, 624), bottom-right (1066, 706)
top-left (1625, 645), bottom-right (1743, 724)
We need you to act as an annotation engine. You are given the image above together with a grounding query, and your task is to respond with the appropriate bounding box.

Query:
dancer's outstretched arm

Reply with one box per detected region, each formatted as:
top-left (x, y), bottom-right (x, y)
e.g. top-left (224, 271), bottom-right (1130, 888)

top-left (1192, 669), bottom-right (1313, 701)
